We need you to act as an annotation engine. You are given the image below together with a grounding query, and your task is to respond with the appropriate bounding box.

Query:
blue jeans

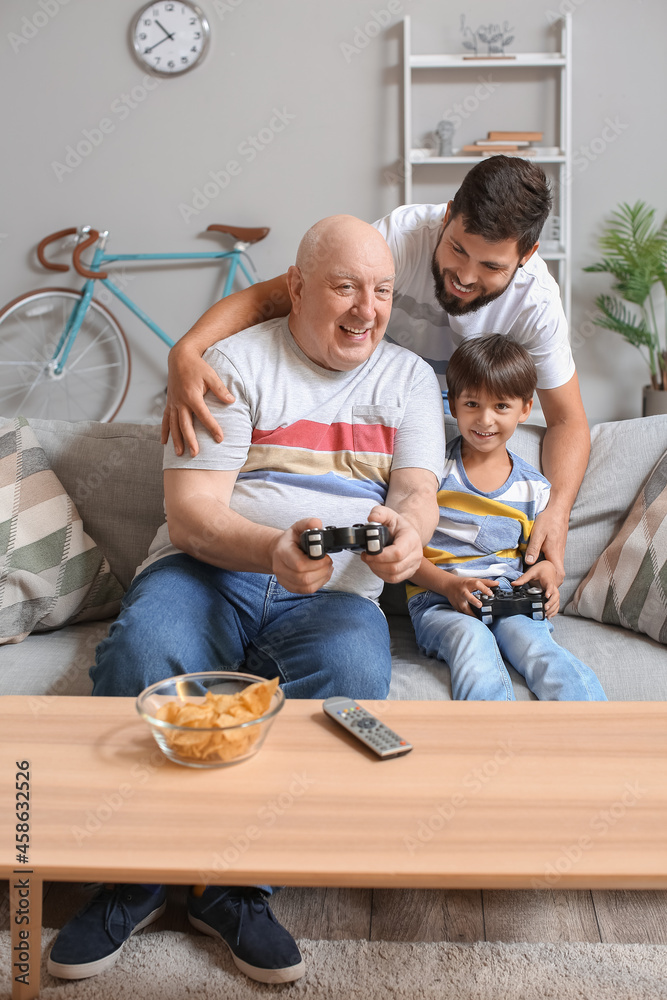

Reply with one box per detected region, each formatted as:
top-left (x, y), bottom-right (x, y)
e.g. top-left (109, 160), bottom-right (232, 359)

top-left (409, 581), bottom-right (607, 702)
top-left (91, 554), bottom-right (391, 699)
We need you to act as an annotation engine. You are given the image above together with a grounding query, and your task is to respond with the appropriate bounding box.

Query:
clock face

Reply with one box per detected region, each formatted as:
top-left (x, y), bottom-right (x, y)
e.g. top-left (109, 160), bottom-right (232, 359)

top-left (131, 2), bottom-right (210, 76)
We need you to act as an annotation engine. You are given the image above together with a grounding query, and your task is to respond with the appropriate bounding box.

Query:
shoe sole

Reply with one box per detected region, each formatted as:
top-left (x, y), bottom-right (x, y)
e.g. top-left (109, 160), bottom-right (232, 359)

top-left (46, 900), bottom-right (167, 980)
top-left (187, 913), bottom-right (306, 983)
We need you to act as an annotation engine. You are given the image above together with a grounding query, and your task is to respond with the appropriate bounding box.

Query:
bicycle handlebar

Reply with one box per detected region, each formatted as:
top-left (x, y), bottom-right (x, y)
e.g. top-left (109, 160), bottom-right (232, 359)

top-left (36, 227), bottom-right (78, 272)
top-left (72, 229), bottom-right (108, 279)
top-left (38, 223), bottom-right (267, 280)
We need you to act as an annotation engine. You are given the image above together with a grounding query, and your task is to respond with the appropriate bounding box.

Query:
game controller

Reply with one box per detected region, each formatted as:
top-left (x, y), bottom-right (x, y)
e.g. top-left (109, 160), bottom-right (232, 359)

top-left (471, 585), bottom-right (547, 625)
top-left (300, 523), bottom-right (393, 560)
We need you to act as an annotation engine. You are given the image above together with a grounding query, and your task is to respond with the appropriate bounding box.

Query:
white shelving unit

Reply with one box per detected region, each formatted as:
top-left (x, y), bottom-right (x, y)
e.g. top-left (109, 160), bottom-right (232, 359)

top-left (401, 15), bottom-right (573, 321)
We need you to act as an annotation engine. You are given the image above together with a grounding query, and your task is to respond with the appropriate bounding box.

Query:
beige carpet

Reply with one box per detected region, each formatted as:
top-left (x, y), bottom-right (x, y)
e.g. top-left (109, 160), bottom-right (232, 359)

top-left (2, 930), bottom-right (667, 999)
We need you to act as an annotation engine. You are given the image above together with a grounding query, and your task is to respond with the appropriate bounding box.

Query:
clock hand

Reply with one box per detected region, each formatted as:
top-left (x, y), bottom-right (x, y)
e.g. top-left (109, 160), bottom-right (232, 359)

top-left (155, 19), bottom-right (175, 40)
top-left (144, 32), bottom-right (175, 54)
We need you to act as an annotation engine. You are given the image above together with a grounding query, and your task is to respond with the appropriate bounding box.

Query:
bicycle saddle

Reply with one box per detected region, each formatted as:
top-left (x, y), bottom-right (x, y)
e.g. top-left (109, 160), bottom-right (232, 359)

top-left (206, 225), bottom-right (270, 243)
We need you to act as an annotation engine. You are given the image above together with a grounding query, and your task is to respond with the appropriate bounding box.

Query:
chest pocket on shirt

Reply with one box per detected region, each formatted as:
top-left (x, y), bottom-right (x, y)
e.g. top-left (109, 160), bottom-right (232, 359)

top-left (351, 405), bottom-right (399, 471)
top-left (473, 515), bottom-right (522, 555)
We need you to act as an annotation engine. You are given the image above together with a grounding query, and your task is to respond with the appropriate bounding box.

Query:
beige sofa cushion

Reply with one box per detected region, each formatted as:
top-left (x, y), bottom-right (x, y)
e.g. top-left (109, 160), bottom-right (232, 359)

top-left (565, 446), bottom-right (667, 642)
top-left (25, 419), bottom-right (165, 590)
top-left (561, 415), bottom-right (667, 607)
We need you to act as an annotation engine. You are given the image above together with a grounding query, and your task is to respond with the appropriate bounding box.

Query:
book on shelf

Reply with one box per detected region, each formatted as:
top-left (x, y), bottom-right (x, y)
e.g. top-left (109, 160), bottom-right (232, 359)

top-left (479, 148), bottom-right (536, 157)
top-left (462, 143), bottom-right (537, 157)
top-left (487, 131), bottom-right (544, 141)
top-left (462, 144), bottom-right (520, 153)
top-left (474, 139), bottom-right (531, 147)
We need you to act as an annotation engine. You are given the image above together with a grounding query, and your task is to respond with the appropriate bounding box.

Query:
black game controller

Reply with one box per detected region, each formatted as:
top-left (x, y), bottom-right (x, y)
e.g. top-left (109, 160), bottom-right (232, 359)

top-left (300, 523), bottom-right (393, 560)
top-left (471, 585), bottom-right (547, 625)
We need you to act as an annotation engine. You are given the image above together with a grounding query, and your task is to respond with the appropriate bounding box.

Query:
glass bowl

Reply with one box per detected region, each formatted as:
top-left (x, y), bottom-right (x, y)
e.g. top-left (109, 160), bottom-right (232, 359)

top-left (136, 671), bottom-right (285, 768)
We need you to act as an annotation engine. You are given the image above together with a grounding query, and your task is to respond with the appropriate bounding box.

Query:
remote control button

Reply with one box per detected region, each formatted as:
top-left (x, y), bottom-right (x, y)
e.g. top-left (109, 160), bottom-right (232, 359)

top-left (355, 718), bottom-right (377, 729)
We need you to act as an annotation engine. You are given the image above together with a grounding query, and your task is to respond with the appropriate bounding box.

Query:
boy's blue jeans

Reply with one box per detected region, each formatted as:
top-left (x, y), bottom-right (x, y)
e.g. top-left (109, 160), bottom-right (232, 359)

top-left (90, 554), bottom-right (392, 699)
top-left (408, 579), bottom-right (607, 702)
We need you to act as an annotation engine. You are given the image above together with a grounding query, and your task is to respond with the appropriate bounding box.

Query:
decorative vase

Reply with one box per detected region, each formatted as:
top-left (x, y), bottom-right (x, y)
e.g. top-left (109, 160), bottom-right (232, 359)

top-left (642, 386), bottom-right (667, 417)
top-left (435, 120), bottom-right (455, 157)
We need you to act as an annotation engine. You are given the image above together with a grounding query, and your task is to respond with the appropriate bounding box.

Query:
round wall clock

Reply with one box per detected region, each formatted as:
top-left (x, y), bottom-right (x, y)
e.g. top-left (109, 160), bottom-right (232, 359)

top-left (131, 2), bottom-right (210, 76)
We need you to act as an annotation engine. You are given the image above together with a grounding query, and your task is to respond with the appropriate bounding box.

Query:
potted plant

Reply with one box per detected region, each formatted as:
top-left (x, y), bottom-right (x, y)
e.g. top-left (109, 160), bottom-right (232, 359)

top-left (584, 201), bottom-right (667, 416)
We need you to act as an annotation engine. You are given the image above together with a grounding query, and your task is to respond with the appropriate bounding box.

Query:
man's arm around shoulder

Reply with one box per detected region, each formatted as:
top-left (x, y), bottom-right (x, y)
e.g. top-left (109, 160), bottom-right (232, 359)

top-left (529, 372), bottom-right (590, 582)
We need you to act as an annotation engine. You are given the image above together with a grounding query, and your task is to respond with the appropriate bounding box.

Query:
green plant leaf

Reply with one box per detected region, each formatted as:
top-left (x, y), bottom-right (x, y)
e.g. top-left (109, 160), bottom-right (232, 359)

top-left (593, 294), bottom-right (656, 350)
top-left (584, 200), bottom-right (667, 374)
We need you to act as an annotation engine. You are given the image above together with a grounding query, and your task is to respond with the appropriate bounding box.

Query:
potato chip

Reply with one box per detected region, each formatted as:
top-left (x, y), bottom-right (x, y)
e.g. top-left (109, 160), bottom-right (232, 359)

top-left (156, 676), bottom-right (280, 762)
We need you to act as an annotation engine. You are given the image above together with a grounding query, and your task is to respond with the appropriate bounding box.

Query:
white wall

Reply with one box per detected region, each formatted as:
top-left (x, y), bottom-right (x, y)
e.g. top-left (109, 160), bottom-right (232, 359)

top-left (2, 0), bottom-right (665, 424)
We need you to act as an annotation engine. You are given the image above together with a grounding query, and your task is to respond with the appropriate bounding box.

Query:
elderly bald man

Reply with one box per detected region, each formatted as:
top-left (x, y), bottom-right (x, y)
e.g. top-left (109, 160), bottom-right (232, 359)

top-left (47, 216), bottom-right (445, 988)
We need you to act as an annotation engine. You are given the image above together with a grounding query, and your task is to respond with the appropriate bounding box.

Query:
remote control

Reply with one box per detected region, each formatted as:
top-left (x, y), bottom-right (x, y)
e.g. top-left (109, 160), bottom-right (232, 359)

top-left (322, 697), bottom-right (413, 758)
top-left (300, 522), bottom-right (393, 560)
top-left (471, 584), bottom-right (546, 625)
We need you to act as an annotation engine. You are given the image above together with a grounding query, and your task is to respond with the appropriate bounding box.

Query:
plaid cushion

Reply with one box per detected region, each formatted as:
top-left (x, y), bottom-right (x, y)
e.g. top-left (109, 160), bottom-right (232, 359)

top-left (0, 417), bottom-right (124, 644)
top-left (564, 447), bottom-right (667, 644)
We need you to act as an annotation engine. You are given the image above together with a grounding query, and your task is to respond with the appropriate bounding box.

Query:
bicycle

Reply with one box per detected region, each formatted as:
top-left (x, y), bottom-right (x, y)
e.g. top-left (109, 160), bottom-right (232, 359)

top-left (0, 222), bottom-right (270, 422)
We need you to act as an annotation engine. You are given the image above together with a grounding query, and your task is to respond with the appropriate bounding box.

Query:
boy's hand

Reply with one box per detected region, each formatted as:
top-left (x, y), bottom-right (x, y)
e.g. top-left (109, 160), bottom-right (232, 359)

top-left (445, 577), bottom-right (499, 617)
top-left (513, 561), bottom-right (560, 618)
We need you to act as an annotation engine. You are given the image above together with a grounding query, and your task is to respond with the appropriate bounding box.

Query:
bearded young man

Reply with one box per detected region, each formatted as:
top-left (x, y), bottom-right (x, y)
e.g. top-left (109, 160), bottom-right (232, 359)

top-left (161, 156), bottom-right (588, 583)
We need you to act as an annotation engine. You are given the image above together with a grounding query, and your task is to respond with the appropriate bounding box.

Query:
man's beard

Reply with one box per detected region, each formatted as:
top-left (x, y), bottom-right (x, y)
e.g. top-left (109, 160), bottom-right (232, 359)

top-left (430, 248), bottom-right (518, 317)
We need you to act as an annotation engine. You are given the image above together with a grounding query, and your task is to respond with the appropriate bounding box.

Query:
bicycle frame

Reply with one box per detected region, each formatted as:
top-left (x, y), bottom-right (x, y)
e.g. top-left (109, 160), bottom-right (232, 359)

top-left (53, 238), bottom-right (257, 372)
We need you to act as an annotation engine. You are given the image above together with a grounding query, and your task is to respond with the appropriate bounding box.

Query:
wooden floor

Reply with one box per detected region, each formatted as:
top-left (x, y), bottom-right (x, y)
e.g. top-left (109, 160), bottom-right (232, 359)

top-left (3, 882), bottom-right (667, 944)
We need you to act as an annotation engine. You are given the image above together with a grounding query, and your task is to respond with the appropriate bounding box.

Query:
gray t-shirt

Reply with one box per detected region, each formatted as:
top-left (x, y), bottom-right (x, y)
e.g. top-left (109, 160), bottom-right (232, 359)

top-left (140, 317), bottom-right (445, 602)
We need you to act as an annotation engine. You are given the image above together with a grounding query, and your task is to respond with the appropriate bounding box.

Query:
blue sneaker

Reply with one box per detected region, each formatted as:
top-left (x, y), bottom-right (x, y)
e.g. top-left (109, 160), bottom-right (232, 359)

top-left (47, 883), bottom-right (167, 980)
top-left (187, 886), bottom-right (305, 983)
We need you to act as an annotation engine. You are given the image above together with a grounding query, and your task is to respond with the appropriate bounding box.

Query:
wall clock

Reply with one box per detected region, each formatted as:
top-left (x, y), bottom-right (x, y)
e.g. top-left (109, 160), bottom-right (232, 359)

top-left (131, 2), bottom-right (210, 76)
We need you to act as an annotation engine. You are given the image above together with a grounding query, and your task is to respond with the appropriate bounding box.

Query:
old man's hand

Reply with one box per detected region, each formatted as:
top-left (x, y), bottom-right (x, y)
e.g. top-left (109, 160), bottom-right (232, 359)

top-left (271, 518), bottom-right (334, 594)
top-left (360, 506), bottom-right (425, 584)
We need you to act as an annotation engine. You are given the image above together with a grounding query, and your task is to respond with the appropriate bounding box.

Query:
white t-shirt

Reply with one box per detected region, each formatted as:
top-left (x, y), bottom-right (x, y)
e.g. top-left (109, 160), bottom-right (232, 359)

top-left (373, 203), bottom-right (575, 393)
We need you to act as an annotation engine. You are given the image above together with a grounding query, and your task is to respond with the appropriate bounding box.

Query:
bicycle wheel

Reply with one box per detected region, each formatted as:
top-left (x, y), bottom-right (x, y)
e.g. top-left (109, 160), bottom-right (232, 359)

top-left (0, 288), bottom-right (131, 422)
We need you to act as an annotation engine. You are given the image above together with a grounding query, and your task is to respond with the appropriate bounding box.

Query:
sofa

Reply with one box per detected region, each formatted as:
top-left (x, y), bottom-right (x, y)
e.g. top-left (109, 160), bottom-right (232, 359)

top-left (1, 413), bottom-right (666, 700)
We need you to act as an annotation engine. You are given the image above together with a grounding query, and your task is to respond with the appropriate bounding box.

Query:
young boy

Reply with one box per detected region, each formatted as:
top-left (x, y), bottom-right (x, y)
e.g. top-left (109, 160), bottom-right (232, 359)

top-left (407, 335), bottom-right (606, 701)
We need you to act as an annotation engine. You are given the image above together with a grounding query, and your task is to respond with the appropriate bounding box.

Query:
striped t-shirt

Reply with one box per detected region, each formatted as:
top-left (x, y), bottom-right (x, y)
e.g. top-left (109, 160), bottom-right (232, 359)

top-left (141, 316), bottom-right (445, 601)
top-left (406, 435), bottom-right (550, 600)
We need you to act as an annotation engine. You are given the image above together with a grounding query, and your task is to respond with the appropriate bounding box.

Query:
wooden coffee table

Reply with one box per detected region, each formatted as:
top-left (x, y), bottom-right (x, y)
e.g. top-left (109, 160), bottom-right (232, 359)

top-left (2, 695), bottom-right (667, 999)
